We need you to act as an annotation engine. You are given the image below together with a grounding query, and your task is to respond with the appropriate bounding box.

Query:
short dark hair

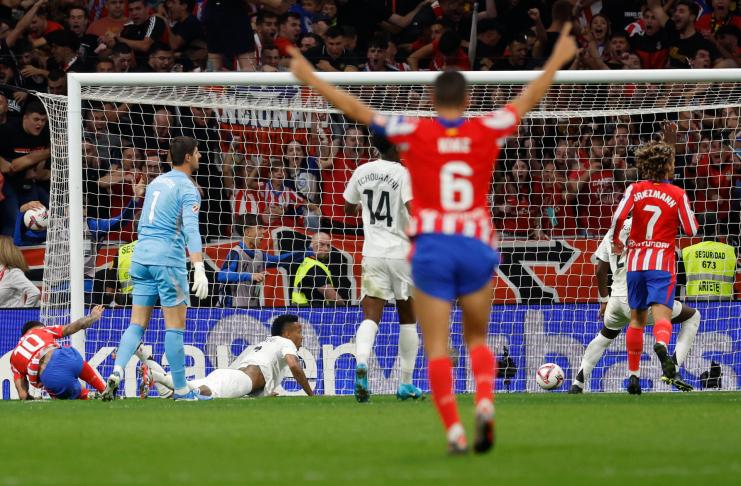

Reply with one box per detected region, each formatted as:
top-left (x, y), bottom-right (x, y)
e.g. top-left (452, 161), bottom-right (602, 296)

top-left (271, 314), bottom-right (299, 336)
top-left (149, 42), bottom-right (172, 55)
top-left (434, 70), bottom-right (467, 108)
top-left (170, 136), bottom-right (198, 166)
top-left (551, 0), bottom-right (573, 22)
top-left (675, 0), bottom-right (699, 17)
top-left (278, 12), bottom-right (300, 25)
top-left (256, 10), bottom-right (277, 24)
top-left (610, 31), bottom-right (629, 42)
top-left (477, 18), bottom-right (502, 34)
top-left (21, 320), bottom-right (44, 336)
top-left (112, 43), bottom-right (133, 55)
top-left (23, 99), bottom-right (47, 118)
top-left (368, 33), bottom-right (390, 50)
top-left (241, 213), bottom-right (259, 230)
top-left (48, 69), bottom-right (65, 82)
top-left (128, 0), bottom-right (147, 6)
top-left (438, 30), bottom-right (462, 56)
top-left (325, 25), bottom-right (344, 39)
top-left (371, 133), bottom-right (395, 160)
top-left (716, 24), bottom-right (741, 40)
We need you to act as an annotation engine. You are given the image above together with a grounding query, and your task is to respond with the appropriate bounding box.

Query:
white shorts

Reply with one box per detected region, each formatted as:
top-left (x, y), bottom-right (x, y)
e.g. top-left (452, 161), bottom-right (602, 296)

top-left (603, 297), bottom-right (683, 330)
top-left (361, 256), bottom-right (413, 301)
top-left (189, 368), bottom-right (253, 398)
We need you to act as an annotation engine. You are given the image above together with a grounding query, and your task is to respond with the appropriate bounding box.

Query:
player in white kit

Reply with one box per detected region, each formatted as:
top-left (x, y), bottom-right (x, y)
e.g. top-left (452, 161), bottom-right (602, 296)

top-left (569, 219), bottom-right (700, 393)
top-left (343, 135), bottom-right (423, 403)
top-left (140, 315), bottom-right (314, 398)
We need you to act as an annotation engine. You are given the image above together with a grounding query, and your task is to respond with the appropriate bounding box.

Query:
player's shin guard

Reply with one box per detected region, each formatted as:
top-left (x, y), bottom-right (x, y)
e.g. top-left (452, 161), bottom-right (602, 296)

top-left (626, 326), bottom-right (644, 377)
top-left (675, 311), bottom-right (700, 367)
top-left (428, 357), bottom-right (461, 431)
top-left (165, 329), bottom-right (187, 395)
top-left (79, 361), bottom-right (106, 392)
top-left (398, 324), bottom-right (419, 384)
top-left (469, 344), bottom-right (495, 405)
top-left (113, 324), bottom-right (146, 374)
top-left (355, 319), bottom-right (378, 368)
top-left (653, 319), bottom-right (672, 347)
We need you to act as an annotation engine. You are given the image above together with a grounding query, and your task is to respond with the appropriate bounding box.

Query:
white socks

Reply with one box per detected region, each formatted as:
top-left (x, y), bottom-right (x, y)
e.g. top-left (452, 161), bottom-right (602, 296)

top-left (399, 324), bottom-right (420, 385)
top-left (675, 311), bottom-right (701, 367)
top-left (576, 332), bottom-right (613, 385)
top-left (355, 319), bottom-right (379, 367)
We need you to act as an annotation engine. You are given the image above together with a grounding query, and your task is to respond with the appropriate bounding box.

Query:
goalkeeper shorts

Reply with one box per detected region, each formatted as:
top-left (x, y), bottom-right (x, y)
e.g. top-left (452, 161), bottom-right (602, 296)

top-left (130, 262), bottom-right (189, 308)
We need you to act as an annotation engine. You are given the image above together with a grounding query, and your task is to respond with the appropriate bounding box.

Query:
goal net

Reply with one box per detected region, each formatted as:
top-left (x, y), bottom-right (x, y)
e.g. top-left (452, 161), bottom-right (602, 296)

top-left (34, 71), bottom-right (741, 397)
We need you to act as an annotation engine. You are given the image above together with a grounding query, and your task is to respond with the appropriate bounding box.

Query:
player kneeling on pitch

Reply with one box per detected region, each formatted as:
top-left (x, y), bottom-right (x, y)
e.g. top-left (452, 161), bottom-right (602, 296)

top-left (570, 218), bottom-right (699, 393)
top-left (139, 315), bottom-right (314, 398)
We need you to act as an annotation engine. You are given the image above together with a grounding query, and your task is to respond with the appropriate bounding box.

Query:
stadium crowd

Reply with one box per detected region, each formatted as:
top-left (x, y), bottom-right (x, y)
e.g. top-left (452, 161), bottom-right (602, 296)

top-left (0, 0), bottom-right (740, 307)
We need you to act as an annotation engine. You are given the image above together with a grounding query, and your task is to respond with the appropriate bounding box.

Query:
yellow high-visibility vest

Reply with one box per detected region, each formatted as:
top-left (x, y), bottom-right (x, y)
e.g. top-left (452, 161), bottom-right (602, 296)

top-left (117, 241), bottom-right (137, 294)
top-left (291, 257), bottom-right (333, 305)
top-left (682, 241), bottom-right (736, 299)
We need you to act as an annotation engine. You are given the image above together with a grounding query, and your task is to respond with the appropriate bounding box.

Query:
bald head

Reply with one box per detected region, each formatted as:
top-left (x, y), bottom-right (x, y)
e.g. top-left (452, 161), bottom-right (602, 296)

top-left (311, 232), bottom-right (331, 261)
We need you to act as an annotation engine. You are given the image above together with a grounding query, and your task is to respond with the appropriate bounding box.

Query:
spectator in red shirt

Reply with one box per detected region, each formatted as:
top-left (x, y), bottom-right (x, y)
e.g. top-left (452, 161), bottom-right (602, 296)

top-left (252, 159), bottom-right (307, 228)
top-left (695, 0), bottom-right (741, 37)
top-left (532, 160), bottom-right (578, 237)
top-left (714, 24), bottom-right (741, 64)
top-left (408, 29), bottom-right (470, 71)
top-left (275, 12), bottom-right (302, 55)
top-left (28, 4), bottom-right (63, 41)
top-left (494, 159), bottom-right (543, 238)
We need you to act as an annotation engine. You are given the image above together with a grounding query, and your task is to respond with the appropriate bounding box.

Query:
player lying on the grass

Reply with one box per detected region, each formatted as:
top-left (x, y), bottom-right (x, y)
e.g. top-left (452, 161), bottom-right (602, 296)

top-left (137, 314), bottom-right (314, 398)
top-left (569, 217), bottom-right (699, 394)
top-left (343, 135), bottom-right (423, 403)
top-left (610, 141), bottom-right (699, 395)
top-left (289, 25), bottom-right (576, 454)
top-left (11, 305), bottom-right (106, 400)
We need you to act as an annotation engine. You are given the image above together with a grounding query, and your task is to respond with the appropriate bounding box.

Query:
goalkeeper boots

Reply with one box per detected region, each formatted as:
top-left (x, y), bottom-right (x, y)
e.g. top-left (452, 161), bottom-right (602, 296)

top-left (653, 342), bottom-right (676, 380)
top-left (664, 375), bottom-right (693, 392)
top-left (101, 370), bottom-right (121, 402)
top-left (396, 383), bottom-right (424, 401)
top-left (354, 363), bottom-right (370, 403)
top-left (627, 375), bottom-right (642, 395)
top-left (137, 363), bottom-right (154, 400)
top-left (173, 389), bottom-right (213, 401)
top-left (473, 399), bottom-right (495, 454)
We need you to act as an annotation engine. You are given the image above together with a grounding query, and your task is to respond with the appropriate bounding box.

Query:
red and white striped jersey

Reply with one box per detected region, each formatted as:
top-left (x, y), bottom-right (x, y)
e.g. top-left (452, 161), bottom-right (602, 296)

top-left (257, 181), bottom-right (305, 211)
top-left (233, 188), bottom-right (260, 216)
top-left (611, 181), bottom-right (699, 274)
top-left (370, 104), bottom-right (520, 246)
top-left (10, 326), bottom-right (64, 388)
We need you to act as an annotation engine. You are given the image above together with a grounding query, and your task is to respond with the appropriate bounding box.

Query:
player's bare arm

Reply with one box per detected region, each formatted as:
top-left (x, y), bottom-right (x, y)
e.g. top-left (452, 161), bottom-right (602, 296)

top-left (61, 305), bottom-right (105, 337)
top-left (595, 260), bottom-right (610, 319)
top-left (14, 377), bottom-right (32, 400)
top-left (344, 202), bottom-right (360, 216)
top-left (288, 47), bottom-right (376, 125)
top-left (285, 354), bottom-right (314, 396)
top-left (510, 23), bottom-right (577, 118)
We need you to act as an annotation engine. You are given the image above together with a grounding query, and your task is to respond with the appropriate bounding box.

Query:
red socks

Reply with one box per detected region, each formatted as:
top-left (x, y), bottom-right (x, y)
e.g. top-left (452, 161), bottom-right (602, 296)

top-left (428, 357), bottom-right (460, 430)
top-left (469, 345), bottom-right (496, 405)
top-left (626, 326), bottom-right (644, 374)
top-left (653, 319), bottom-right (672, 346)
top-left (80, 361), bottom-right (106, 392)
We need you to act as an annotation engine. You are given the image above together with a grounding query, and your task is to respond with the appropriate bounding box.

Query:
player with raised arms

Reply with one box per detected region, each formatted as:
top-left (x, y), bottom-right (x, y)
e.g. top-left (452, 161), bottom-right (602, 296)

top-left (343, 135), bottom-right (423, 402)
top-left (101, 136), bottom-right (211, 401)
top-left (569, 217), bottom-right (699, 394)
top-left (610, 142), bottom-right (699, 395)
top-left (288, 24), bottom-right (577, 453)
top-left (139, 314), bottom-right (314, 398)
top-left (11, 305), bottom-right (106, 400)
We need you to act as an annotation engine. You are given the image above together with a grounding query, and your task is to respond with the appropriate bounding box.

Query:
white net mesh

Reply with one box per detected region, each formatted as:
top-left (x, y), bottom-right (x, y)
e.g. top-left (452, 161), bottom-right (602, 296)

top-left (35, 73), bottom-right (741, 396)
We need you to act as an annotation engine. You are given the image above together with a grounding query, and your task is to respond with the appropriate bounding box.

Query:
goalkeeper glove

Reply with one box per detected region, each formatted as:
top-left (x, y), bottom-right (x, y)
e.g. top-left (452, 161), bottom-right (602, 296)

top-left (191, 262), bottom-right (209, 300)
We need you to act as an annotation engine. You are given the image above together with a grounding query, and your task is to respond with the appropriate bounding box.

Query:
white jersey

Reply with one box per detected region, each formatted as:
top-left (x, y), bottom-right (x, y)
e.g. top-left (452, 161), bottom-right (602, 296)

top-left (238, 336), bottom-right (298, 395)
top-left (594, 218), bottom-right (632, 297)
top-left (343, 159), bottom-right (412, 259)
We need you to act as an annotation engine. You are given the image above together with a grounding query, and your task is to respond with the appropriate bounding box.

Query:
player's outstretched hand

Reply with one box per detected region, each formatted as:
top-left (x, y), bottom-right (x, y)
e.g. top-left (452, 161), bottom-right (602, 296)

top-left (551, 22), bottom-right (577, 64)
top-left (88, 305), bottom-right (105, 322)
top-left (192, 262), bottom-right (209, 300)
top-left (288, 46), bottom-right (316, 84)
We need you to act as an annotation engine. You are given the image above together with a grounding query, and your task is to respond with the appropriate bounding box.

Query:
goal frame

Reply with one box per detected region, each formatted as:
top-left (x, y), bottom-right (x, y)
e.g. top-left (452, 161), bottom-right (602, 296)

top-left (63, 68), bottom-right (741, 350)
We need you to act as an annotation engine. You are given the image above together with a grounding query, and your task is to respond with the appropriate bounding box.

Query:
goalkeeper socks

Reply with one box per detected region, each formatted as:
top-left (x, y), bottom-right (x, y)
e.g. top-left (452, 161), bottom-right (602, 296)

top-left (626, 326), bottom-right (644, 376)
top-left (165, 329), bottom-right (188, 395)
top-left (79, 361), bottom-right (106, 392)
top-left (113, 324), bottom-right (146, 373)
top-left (675, 311), bottom-right (700, 367)
top-left (428, 357), bottom-right (461, 431)
top-left (355, 319), bottom-right (378, 367)
top-left (469, 344), bottom-right (495, 405)
top-left (653, 319), bottom-right (672, 346)
top-left (398, 324), bottom-right (419, 384)
top-left (579, 332), bottom-right (613, 384)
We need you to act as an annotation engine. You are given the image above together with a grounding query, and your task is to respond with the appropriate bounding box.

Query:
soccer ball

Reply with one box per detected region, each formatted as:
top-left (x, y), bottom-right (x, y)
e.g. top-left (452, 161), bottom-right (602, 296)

top-left (535, 363), bottom-right (565, 390)
top-left (23, 207), bottom-right (49, 231)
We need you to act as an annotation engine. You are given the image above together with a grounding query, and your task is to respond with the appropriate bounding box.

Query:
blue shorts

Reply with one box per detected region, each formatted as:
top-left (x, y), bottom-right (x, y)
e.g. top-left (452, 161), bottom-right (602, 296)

top-left (131, 262), bottom-right (189, 307)
top-left (411, 234), bottom-right (500, 301)
top-left (627, 270), bottom-right (676, 310)
top-left (40, 347), bottom-right (84, 400)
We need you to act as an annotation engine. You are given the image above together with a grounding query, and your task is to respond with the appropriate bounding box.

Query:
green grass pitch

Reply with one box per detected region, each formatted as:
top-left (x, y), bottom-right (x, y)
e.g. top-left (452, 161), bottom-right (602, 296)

top-left (2, 392), bottom-right (740, 484)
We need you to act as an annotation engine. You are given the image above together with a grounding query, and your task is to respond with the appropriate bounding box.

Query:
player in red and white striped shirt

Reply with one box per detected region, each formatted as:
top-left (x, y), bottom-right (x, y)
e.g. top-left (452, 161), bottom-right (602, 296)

top-left (289, 24), bottom-right (577, 453)
top-left (10, 306), bottom-right (106, 400)
top-left (610, 142), bottom-right (699, 394)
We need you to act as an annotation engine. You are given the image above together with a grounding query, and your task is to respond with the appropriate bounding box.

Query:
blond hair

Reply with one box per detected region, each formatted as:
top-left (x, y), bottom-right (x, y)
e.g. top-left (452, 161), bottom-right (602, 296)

top-left (0, 236), bottom-right (29, 272)
top-left (635, 142), bottom-right (674, 182)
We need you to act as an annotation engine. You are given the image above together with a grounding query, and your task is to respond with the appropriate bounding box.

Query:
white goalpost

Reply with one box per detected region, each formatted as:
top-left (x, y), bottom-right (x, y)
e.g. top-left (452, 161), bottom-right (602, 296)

top-left (32, 69), bottom-right (741, 397)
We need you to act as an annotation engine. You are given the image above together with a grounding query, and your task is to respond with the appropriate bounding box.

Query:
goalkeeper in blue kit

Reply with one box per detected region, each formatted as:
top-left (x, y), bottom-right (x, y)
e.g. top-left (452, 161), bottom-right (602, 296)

top-left (102, 136), bottom-right (211, 401)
